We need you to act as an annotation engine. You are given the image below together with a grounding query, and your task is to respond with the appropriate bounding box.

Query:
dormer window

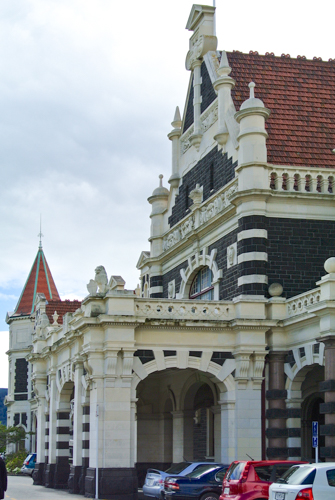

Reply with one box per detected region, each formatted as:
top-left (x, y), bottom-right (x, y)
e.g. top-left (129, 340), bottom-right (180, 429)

top-left (189, 267), bottom-right (214, 300)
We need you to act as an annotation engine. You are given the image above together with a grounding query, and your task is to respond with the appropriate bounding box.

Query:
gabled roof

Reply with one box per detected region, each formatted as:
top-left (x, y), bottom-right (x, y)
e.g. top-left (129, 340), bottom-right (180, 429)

top-left (227, 51), bottom-right (335, 168)
top-left (13, 246), bottom-right (60, 316)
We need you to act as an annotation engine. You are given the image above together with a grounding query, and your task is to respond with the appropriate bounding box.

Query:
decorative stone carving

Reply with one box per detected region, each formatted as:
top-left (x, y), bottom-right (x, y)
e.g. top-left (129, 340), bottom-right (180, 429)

top-left (109, 275), bottom-right (125, 291)
top-left (162, 181), bottom-right (238, 252)
top-left (201, 104), bottom-right (218, 134)
top-left (87, 279), bottom-right (97, 295)
top-left (87, 265), bottom-right (108, 295)
top-left (227, 243), bottom-right (237, 269)
top-left (185, 35), bottom-right (218, 70)
top-left (189, 184), bottom-right (203, 207)
top-left (168, 280), bottom-right (176, 299)
top-left (52, 311), bottom-right (59, 325)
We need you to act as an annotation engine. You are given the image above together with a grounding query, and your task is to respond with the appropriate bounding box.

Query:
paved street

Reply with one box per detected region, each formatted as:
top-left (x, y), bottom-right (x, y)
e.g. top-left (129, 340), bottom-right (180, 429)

top-left (5, 475), bottom-right (145, 500)
top-left (5, 475), bottom-right (84, 500)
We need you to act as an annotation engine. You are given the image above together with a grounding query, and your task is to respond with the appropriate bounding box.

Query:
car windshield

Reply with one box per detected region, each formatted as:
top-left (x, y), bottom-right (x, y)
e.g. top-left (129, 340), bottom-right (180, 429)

top-left (277, 466), bottom-right (316, 485)
top-left (186, 465), bottom-right (218, 478)
top-left (165, 462), bottom-right (191, 474)
top-left (226, 462), bottom-right (246, 481)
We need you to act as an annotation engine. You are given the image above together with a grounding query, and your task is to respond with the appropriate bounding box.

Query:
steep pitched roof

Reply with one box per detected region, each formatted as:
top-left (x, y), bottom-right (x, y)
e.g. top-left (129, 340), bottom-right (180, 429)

top-left (14, 246), bottom-right (60, 316)
top-left (227, 51), bottom-right (335, 168)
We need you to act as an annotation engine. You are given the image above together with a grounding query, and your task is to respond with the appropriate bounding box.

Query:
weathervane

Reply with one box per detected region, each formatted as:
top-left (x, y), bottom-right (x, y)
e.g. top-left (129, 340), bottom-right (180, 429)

top-left (38, 215), bottom-right (44, 249)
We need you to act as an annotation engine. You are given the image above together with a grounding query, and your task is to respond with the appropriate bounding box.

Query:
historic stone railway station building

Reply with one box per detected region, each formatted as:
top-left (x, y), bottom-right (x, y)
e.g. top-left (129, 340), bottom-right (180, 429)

top-left (6, 4), bottom-right (335, 499)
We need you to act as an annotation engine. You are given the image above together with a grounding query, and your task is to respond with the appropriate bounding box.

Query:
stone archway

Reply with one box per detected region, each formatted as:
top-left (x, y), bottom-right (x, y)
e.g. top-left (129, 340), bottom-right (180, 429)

top-left (54, 380), bottom-right (74, 489)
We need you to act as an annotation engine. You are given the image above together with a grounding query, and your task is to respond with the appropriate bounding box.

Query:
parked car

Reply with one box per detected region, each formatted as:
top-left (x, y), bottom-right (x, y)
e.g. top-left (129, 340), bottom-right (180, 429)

top-left (162, 463), bottom-right (229, 500)
top-left (220, 460), bottom-right (307, 500)
top-left (21, 453), bottom-right (36, 476)
top-left (269, 462), bottom-right (335, 500)
top-left (143, 462), bottom-right (226, 499)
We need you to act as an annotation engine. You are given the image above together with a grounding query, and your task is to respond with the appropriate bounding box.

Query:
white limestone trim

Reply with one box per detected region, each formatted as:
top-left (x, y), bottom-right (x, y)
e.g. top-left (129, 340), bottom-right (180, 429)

top-left (131, 350), bottom-right (236, 393)
top-left (268, 164), bottom-right (335, 194)
top-left (284, 342), bottom-right (325, 385)
top-left (286, 288), bottom-right (321, 318)
top-left (238, 275), bottom-right (268, 286)
top-left (55, 449), bottom-right (69, 457)
top-left (163, 179), bottom-right (238, 253)
top-left (237, 252), bottom-right (268, 264)
top-left (176, 247), bottom-right (222, 299)
top-left (237, 229), bottom-right (268, 241)
top-left (180, 99), bottom-right (218, 155)
top-left (149, 286), bottom-right (163, 294)
top-left (135, 298), bottom-right (234, 321)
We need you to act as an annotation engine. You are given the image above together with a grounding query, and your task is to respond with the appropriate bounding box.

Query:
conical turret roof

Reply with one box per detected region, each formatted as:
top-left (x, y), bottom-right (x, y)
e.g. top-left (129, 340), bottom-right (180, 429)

top-left (14, 245), bottom-right (60, 316)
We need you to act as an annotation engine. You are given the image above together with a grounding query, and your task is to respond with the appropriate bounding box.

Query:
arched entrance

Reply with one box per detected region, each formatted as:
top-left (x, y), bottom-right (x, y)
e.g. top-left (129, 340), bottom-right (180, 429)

top-left (135, 368), bottom-right (223, 485)
top-left (301, 365), bottom-right (325, 461)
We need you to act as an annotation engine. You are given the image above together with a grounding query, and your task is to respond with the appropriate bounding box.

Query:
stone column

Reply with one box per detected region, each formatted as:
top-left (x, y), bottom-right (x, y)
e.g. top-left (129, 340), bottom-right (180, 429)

top-left (130, 398), bottom-right (137, 467)
top-left (45, 372), bottom-right (57, 487)
top-left (54, 409), bottom-right (70, 489)
top-left (172, 411), bottom-right (184, 462)
top-left (189, 60), bottom-right (203, 150)
top-left (266, 352), bottom-right (288, 459)
top-left (68, 359), bottom-right (84, 493)
top-left (319, 336), bottom-right (335, 460)
top-left (32, 396), bottom-right (46, 485)
top-left (79, 403), bottom-right (90, 495)
top-left (286, 398), bottom-right (303, 460)
top-left (218, 398), bottom-right (236, 464)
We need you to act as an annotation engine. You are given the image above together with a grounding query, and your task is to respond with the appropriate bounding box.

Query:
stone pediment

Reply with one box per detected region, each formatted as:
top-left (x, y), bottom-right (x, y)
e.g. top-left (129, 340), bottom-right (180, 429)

top-left (186, 4), bottom-right (215, 32)
top-left (136, 251), bottom-right (150, 269)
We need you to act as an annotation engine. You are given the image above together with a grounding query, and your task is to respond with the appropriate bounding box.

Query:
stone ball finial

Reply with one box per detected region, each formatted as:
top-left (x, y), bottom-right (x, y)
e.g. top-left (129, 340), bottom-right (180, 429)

top-left (268, 282), bottom-right (283, 297)
top-left (324, 257), bottom-right (335, 274)
top-left (151, 174), bottom-right (169, 197)
top-left (240, 81), bottom-right (265, 111)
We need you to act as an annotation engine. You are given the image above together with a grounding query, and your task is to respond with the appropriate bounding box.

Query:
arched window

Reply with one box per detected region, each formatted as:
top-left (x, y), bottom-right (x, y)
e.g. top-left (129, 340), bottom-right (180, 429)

top-left (189, 267), bottom-right (214, 300)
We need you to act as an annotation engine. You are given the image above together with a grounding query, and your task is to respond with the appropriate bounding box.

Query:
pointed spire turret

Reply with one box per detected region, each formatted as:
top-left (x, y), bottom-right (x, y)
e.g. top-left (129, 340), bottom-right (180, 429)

top-left (13, 245), bottom-right (61, 316)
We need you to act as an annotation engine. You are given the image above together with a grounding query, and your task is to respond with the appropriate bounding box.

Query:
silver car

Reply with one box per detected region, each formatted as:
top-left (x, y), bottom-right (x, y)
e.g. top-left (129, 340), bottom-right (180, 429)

top-left (269, 462), bottom-right (335, 500)
top-left (143, 462), bottom-right (224, 499)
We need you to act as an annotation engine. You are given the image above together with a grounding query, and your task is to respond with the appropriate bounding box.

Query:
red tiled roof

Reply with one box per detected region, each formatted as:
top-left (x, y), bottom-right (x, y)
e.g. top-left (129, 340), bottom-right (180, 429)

top-left (46, 300), bottom-right (82, 324)
top-left (227, 52), bottom-right (335, 167)
top-left (14, 247), bottom-right (61, 316)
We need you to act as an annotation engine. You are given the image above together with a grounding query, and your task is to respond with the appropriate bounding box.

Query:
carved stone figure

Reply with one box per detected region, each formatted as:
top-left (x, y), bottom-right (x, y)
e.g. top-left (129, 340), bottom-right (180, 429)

top-left (95, 266), bottom-right (108, 293)
top-left (228, 245), bottom-right (235, 266)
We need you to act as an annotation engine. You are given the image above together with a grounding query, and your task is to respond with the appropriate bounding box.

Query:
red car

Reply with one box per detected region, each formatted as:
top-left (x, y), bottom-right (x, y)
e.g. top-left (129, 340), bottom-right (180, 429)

top-left (220, 460), bottom-right (307, 500)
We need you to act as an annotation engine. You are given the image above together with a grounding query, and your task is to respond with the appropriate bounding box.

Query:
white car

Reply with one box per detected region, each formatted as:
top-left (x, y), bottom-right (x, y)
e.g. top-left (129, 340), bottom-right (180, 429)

top-left (269, 462), bottom-right (335, 500)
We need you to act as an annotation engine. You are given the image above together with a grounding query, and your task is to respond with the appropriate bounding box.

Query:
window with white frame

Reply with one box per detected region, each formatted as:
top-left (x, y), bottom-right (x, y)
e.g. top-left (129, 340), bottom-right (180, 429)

top-left (189, 267), bottom-right (214, 300)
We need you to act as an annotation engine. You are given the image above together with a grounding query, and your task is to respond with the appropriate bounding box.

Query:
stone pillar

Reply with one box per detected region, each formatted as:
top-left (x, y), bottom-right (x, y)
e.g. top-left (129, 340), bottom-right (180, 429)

top-left (54, 409), bottom-right (70, 489)
top-left (45, 412), bottom-right (49, 464)
top-left (171, 411), bottom-right (184, 463)
top-left (32, 396), bottom-right (46, 485)
top-left (189, 59), bottom-right (203, 150)
top-left (68, 360), bottom-right (84, 493)
top-left (44, 373), bottom-right (57, 487)
top-left (168, 108), bottom-right (181, 189)
top-left (319, 336), bottom-right (335, 460)
top-left (286, 398), bottom-right (303, 460)
top-left (130, 398), bottom-right (137, 467)
top-left (218, 397), bottom-right (235, 464)
top-left (79, 403), bottom-right (90, 495)
top-left (266, 352), bottom-right (288, 459)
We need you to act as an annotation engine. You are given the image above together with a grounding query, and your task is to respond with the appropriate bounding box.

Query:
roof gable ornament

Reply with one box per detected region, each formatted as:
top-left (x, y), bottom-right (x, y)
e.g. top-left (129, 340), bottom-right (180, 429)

top-left (185, 4), bottom-right (217, 71)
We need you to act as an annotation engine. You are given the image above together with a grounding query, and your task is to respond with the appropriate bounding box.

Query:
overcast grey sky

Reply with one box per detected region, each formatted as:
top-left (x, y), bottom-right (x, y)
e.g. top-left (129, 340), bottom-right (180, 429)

top-left (0, 0), bottom-right (334, 387)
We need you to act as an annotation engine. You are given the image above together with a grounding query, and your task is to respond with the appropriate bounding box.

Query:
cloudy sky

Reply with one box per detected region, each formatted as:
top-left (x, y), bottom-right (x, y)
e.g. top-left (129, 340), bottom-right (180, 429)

top-left (0, 0), bottom-right (333, 387)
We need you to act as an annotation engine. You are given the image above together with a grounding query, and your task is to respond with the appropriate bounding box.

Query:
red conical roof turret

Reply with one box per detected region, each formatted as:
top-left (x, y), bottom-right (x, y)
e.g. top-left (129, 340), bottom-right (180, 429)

top-left (14, 244), bottom-right (60, 316)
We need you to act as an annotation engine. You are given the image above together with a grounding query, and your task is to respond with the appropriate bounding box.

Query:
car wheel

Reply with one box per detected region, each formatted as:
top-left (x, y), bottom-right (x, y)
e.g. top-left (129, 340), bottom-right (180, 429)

top-left (200, 493), bottom-right (219, 500)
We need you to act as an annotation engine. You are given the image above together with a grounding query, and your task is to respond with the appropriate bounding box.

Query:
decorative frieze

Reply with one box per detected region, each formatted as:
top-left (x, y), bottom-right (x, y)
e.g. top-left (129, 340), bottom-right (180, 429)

top-left (180, 102), bottom-right (218, 154)
top-left (163, 180), bottom-right (237, 252)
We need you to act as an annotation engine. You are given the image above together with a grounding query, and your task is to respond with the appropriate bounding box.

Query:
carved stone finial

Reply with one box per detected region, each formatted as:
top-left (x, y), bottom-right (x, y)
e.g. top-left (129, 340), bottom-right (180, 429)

top-left (324, 257), bottom-right (335, 274)
top-left (171, 107), bottom-right (182, 129)
top-left (249, 82), bottom-right (256, 99)
top-left (218, 50), bottom-right (232, 76)
top-left (52, 311), bottom-right (59, 325)
top-left (159, 174), bottom-right (163, 187)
